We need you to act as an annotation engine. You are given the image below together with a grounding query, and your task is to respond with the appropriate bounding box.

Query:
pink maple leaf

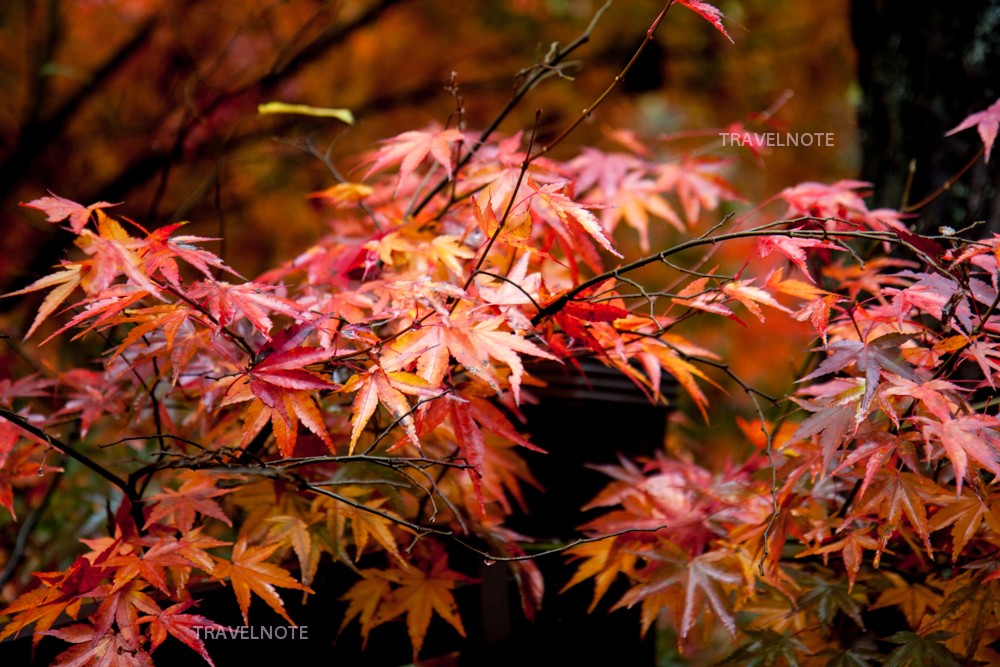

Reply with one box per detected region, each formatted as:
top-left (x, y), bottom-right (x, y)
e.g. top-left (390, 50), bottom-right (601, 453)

top-left (946, 98), bottom-right (1000, 163)
top-left (20, 192), bottom-right (118, 234)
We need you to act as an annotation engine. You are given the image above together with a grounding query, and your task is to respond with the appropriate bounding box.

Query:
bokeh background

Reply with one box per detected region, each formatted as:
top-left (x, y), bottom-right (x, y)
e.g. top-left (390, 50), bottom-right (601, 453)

top-left (0, 1), bottom-right (859, 288)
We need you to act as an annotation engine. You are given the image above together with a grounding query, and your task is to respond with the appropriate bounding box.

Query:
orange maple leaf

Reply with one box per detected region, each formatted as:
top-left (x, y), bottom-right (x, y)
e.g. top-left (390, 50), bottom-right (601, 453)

top-left (212, 538), bottom-right (313, 625)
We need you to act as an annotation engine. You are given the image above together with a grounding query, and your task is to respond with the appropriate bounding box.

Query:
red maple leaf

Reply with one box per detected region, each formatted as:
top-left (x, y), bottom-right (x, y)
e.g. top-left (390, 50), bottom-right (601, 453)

top-left (143, 471), bottom-right (233, 534)
top-left (140, 601), bottom-right (222, 666)
top-left (676, 0), bottom-right (734, 43)
top-left (44, 624), bottom-right (154, 667)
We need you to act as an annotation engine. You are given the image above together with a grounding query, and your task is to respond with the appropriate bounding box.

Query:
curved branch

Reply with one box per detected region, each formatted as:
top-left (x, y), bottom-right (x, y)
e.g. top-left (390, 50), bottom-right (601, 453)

top-left (532, 223), bottom-right (899, 325)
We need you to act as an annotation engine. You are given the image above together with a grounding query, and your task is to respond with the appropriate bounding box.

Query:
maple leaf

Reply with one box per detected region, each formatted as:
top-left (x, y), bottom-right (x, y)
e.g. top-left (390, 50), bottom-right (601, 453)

top-left (44, 284), bottom-right (150, 346)
top-left (917, 414), bottom-right (1000, 495)
top-left (884, 631), bottom-right (963, 667)
top-left (222, 331), bottom-right (338, 455)
top-left (338, 571), bottom-right (394, 648)
top-left (657, 156), bottom-right (744, 224)
top-left (676, 0), bottom-right (734, 43)
top-left (567, 147), bottom-right (645, 198)
top-left (365, 126), bottom-right (465, 191)
top-left (0, 439), bottom-right (59, 519)
top-left (615, 546), bottom-right (744, 639)
top-left (798, 529), bottom-right (880, 593)
top-left (780, 179), bottom-right (871, 220)
top-left (872, 572), bottom-right (943, 629)
top-left (386, 306), bottom-right (556, 407)
top-left (143, 471), bottom-right (234, 533)
top-left (757, 235), bottom-right (843, 282)
top-left (946, 97), bottom-right (1000, 162)
top-left (212, 538), bottom-right (313, 625)
top-left (764, 267), bottom-right (842, 333)
top-left (111, 304), bottom-right (196, 384)
top-left (186, 280), bottom-right (304, 338)
top-left (265, 513), bottom-right (321, 588)
top-left (721, 279), bottom-right (792, 322)
top-left (471, 194), bottom-right (534, 251)
top-left (840, 470), bottom-right (940, 564)
top-left (140, 222), bottom-right (238, 286)
top-left (719, 630), bottom-right (810, 667)
top-left (529, 178), bottom-right (622, 258)
top-left (307, 181), bottom-right (374, 206)
top-left (90, 579), bottom-right (160, 649)
top-left (599, 172), bottom-right (684, 252)
top-left (20, 192), bottom-right (118, 234)
top-left (799, 332), bottom-right (916, 415)
top-left (103, 534), bottom-right (221, 597)
top-left (140, 601), bottom-right (221, 667)
top-left (832, 432), bottom-right (922, 502)
top-left (553, 299), bottom-right (629, 357)
top-left (798, 576), bottom-right (869, 630)
top-left (929, 489), bottom-right (1000, 561)
top-left (474, 252), bottom-right (541, 332)
top-left (1, 263), bottom-right (86, 339)
top-left (880, 372), bottom-right (963, 424)
top-left (625, 338), bottom-right (718, 420)
top-left (77, 210), bottom-right (162, 297)
top-left (43, 624), bottom-right (154, 667)
top-left (52, 369), bottom-right (126, 437)
top-left (0, 557), bottom-right (106, 647)
top-left (961, 340), bottom-right (1000, 389)
top-left (789, 377), bottom-right (867, 464)
top-left (251, 347), bottom-right (336, 403)
top-left (340, 365), bottom-right (436, 453)
top-left (372, 554), bottom-right (470, 658)
top-left (671, 276), bottom-right (739, 321)
top-left (418, 386), bottom-right (543, 511)
top-left (562, 538), bottom-right (640, 613)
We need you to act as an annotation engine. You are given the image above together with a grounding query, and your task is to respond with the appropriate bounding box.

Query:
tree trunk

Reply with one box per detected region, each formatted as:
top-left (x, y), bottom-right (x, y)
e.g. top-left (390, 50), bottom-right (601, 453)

top-left (851, 0), bottom-right (1000, 233)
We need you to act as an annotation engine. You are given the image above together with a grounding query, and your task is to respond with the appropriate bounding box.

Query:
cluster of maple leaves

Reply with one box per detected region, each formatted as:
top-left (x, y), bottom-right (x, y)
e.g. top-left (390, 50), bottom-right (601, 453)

top-left (2, 1), bottom-right (1000, 664)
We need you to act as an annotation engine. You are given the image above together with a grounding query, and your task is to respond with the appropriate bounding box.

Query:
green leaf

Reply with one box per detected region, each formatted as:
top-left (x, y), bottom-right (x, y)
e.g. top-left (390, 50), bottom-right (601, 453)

top-left (257, 102), bottom-right (354, 124)
top-left (884, 631), bottom-right (963, 667)
top-left (798, 577), bottom-right (867, 629)
top-left (718, 629), bottom-right (807, 666)
top-left (818, 646), bottom-right (880, 667)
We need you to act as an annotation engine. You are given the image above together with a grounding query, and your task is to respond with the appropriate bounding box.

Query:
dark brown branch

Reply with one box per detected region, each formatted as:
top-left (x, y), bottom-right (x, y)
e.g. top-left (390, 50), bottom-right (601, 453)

top-left (0, 408), bottom-right (144, 531)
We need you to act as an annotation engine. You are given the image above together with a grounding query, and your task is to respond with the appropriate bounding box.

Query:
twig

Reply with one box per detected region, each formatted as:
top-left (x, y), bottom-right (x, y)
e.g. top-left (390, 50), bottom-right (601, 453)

top-left (409, 0), bottom-right (614, 217)
top-left (528, 1), bottom-right (675, 161)
top-left (903, 145), bottom-right (986, 213)
top-left (453, 526), bottom-right (669, 563)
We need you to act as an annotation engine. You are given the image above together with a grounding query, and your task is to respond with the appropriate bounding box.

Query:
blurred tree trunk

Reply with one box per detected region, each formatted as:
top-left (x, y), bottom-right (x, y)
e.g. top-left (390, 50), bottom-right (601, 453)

top-left (851, 0), bottom-right (1000, 233)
